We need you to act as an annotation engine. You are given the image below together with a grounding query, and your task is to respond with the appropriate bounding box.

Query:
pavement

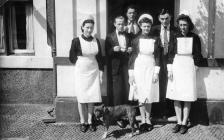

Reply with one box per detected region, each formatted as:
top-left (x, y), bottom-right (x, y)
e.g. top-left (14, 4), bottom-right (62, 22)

top-left (0, 104), bottom-right (224, 140)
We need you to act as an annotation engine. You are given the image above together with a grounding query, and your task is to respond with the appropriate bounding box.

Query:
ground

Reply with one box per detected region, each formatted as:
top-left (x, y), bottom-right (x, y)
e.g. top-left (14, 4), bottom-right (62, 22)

top-left (0, 104), bottom-right (224, 140)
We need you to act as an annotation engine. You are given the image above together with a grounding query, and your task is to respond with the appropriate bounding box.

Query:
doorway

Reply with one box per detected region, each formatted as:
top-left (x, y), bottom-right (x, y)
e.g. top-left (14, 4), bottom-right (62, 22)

top-left (107, 0), bottom-right (175, 33)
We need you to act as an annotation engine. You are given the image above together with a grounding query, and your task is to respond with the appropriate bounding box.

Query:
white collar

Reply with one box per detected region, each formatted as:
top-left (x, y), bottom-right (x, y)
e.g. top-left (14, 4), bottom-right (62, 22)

top-left (128, 20), bottom-right (137, 25)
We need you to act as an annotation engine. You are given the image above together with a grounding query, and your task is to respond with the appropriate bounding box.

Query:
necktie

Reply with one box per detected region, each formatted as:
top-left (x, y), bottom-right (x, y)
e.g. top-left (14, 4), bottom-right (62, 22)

top-left (128, 23), bottom-right (135, 34)
top-left (163, 28), bottom-right (168, 55)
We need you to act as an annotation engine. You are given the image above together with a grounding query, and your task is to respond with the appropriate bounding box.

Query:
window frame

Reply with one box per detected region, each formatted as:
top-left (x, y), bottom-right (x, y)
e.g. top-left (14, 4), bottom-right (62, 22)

top-left (1, 0), bottom-right (34, 56)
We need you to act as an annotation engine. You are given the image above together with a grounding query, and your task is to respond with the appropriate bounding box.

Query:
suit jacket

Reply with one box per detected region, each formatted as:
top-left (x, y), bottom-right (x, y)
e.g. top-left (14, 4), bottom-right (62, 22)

top-left (150, 25), bottom-right (177, 67)
top-left (105, 31), bottom-right (131, 75)
top-left (105, 31), bottom-right (131, 106)
top-left (151, 25), bottom-right (177, 49)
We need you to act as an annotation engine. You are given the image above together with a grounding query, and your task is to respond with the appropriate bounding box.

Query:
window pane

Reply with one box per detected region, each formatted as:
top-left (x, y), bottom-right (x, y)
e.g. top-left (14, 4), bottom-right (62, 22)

top-left (0, 7), bottom-right (5, 51)
top-left (15, 4), bottom-right (26, 49)
top-left (214, 0), bottom-right (224, 58)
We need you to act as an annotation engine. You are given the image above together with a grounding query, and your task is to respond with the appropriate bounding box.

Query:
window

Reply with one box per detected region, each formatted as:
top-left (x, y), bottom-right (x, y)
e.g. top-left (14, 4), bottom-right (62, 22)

top-left (0, 0), bottom-right (34, 55)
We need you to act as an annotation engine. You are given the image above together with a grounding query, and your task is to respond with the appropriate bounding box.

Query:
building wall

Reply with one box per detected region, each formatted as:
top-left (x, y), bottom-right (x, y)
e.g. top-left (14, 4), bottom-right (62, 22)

top-left (0, 0), bottom-right (54, 104)
top-left (0, 69), bottom-right (54, 104)
top-left (0, 0), bottom-right (53, 69)
top-left (54, 0), bottom-right (224, 100)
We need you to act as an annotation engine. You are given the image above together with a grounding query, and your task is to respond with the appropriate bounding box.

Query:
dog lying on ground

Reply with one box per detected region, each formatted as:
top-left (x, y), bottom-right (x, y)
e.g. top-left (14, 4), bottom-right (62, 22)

top-left (94, 104), bottom-right (140, 139)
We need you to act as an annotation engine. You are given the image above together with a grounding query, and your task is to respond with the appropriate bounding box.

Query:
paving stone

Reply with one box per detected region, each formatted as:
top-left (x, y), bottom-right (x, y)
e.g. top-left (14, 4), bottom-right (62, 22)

top-left (1, 104), bottom-right (224, 140)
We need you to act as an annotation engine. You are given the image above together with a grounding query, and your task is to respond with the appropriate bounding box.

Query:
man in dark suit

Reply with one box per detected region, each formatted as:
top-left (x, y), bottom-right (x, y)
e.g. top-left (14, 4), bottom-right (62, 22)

top-left (124, 5), bottom-right (140, 36)
top-left (150, 9), bottom-right (176, 119)
top-left (105, 16), bottom-right (132, 127)
top-left (105, 16), bottom-right (132, 107)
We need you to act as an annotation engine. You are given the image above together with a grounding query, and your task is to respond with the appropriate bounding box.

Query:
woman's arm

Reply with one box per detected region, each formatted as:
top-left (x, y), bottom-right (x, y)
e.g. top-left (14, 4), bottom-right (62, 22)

top-left (128, 38), bottom-right (139, 70)
top-left (193, 34), bottom-right (203, 66)
top-left (96, 39), bottom-right (105, 71)
top-left (69, 38), bottom-right (81, 64)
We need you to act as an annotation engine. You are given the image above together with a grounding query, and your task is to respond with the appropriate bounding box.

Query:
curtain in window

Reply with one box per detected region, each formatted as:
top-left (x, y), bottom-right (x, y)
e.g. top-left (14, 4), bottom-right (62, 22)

top-left (26, 4), bottom-right (33, 50)
top-left (8, 6), bottom-right (18, 52)
top-left (0, 7), bottom-right (5, 53)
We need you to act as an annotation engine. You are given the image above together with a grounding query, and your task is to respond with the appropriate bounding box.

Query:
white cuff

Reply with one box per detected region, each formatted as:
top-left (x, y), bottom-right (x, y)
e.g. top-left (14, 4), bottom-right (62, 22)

top-left (167, 64), bottom-right (172, 72)
top-left (195, 65), bottom-right (199, 71)
top-left (154, 66), bottom-right (160, 74)
top-left (128, 70), bottom-right (134, 77)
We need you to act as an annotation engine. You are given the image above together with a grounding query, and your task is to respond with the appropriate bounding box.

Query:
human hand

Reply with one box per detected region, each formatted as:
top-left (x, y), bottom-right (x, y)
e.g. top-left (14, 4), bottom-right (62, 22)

top-left (127, 47), bottom-right (132, 53)
top-left (113, 46), bottom-right (121, 52)
top-left (99, 71), bottom-right (103, 84)
top-left (195, 66), bottom-right (199, 71)
top-left (168, 71), bottom-right (173, 81)
top-left (152, 73), bottom-right (159, 83)
top-left (129, 76), bottom-right (135, 85)
top-left (120, 47), bottom-right (126, 52)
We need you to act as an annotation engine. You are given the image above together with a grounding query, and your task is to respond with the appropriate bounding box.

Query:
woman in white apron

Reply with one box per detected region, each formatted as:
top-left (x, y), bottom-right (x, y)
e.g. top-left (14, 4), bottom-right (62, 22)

top-left (166, 13), bottom-right (202, 134)
top-left (129, 14), bottom-right (162, 132)
top-left (69, 15), bottom-right (104, 132)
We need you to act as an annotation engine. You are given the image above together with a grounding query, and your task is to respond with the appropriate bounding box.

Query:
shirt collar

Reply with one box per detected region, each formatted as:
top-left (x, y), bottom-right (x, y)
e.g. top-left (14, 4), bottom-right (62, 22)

top-left (128, 20), bottom-right (136, 25)
top-left (116, 30), bottom-right (125, 35)
top-left (161, 24), bottom-right (170, 31)
top-left (81, 34), bottom-right (93, 41)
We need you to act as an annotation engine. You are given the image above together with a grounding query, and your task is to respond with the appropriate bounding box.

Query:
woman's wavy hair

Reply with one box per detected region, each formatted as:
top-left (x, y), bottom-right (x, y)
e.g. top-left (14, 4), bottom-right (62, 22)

top-left (176, 14), bottom-right (194, 31)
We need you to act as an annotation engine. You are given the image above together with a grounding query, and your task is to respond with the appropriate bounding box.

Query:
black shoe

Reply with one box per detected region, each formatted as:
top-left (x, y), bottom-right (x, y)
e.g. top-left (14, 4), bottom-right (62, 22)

top-left (146, 124), bottom-right (153, 131)
top-left (89, 124), bottom-right (96, 132)
top-left (180, 125), bottom-right (188, 134)
top-left (172, 124), bottom-right (181, 133)
top-left (80, 123), bottom-right (88, 133)
top-left (116, 120), bottom-right (125, 128)
top-left (140, 123), bottom-right (148, 132)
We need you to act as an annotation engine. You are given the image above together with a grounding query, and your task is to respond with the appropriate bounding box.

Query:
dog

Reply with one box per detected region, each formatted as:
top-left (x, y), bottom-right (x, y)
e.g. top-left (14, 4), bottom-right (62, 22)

top-left (94, 104), bottom-right (141, 139)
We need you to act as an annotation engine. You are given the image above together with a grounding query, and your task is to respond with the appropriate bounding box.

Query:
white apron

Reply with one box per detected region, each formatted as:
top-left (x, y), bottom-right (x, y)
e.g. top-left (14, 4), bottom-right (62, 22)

top-left (133, 38), bottom-right (159, 103)
top-left (74, 36), bottom-right (102, 103)
top-left (166, 37), bottom-right (197, 102)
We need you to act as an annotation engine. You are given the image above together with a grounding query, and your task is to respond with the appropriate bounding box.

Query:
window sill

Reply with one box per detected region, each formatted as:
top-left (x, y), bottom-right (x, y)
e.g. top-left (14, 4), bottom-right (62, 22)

top-left (0, 56), bottom-right (53, 69)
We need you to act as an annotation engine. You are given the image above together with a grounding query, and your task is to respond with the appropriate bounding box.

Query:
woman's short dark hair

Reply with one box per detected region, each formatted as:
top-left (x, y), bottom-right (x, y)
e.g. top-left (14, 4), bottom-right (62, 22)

top-left (176, 14), bottom-right (194, 31)
top-left (139, 18), bottom-right (152, 26)
top-left (81, 19), bottom-right (94, 32)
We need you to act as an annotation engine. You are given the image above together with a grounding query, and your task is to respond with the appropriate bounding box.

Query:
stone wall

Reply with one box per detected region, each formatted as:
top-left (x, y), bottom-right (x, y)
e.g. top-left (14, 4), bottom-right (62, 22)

top-left (0, 69), bottom-right (54, 104)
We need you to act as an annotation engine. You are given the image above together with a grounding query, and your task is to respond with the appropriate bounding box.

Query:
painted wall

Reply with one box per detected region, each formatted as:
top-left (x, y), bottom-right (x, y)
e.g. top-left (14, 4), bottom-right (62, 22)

top-left (214, 0), bottom-right (224, 58)
top-left (197, 68), bottom-right (224, 100)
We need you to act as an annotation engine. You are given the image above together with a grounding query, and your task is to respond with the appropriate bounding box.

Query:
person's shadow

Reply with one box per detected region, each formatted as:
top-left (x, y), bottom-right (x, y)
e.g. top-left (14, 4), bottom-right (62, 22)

top-left (190, 65), bottom-right (209, 126)
top-left (107, 128), bottom-right (132, 139)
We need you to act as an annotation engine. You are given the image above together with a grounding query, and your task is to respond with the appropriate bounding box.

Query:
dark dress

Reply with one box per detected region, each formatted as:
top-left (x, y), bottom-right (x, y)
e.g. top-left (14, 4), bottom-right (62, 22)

top-left (105, 31), bottom-right (131, 106)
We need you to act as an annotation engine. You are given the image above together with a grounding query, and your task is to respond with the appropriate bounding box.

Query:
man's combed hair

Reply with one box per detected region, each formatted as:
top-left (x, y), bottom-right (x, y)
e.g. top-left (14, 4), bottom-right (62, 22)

top-left (159, 8), bottom-right (170, 16)
top-left (114, 16), bottom-right (125, 23)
